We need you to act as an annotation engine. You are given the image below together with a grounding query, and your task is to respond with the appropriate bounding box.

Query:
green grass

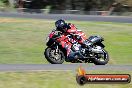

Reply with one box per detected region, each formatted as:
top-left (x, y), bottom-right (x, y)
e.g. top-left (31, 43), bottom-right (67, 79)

top-left (0, 70), bottom-right (131, 88)
top-left (0, 17), bottom-right (132, 64)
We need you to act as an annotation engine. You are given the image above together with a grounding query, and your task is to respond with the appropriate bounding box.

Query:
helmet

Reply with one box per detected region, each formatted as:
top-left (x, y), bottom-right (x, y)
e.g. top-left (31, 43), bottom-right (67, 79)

top-left (55, 19), bottom-right (66, 32)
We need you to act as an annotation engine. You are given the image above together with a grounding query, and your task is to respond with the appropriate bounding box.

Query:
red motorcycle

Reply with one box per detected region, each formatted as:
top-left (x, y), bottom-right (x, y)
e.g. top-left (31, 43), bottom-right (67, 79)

top-left (44, 29), bottom-right (109, 65)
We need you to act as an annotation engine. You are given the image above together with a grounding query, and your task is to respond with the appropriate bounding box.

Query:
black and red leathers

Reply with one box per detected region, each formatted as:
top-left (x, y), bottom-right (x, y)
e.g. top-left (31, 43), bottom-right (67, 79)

top-left (56, 24), bottom-right (87, 57)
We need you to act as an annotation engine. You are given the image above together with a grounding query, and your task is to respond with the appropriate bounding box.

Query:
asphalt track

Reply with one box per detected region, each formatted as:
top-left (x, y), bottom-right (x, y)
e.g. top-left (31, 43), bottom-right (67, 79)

top-left (0, 12), bottom-right (132, 71)
top-left (0, 64), bottom-right (132, 72)
top-left (0, 12), bottom-right (132, 23)
top-left (0, 64), bottom-right (131, 72)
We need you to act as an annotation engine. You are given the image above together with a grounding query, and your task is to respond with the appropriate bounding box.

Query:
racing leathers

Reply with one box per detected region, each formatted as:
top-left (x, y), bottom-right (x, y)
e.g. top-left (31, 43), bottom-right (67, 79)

top-left (56, 23), bottom-right (89, 59)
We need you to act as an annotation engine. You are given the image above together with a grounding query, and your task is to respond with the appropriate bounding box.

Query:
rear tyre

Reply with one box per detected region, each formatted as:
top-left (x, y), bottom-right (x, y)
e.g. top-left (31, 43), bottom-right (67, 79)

top-left (93, 49), bottom-right (109, 65)
top-left (44, 47), bottom-right (65, 64)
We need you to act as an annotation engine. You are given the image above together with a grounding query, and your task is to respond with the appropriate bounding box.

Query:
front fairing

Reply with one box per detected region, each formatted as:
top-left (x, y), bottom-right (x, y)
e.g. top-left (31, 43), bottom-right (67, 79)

top-left (46, 29), bottom-right (56, 46)
top-left (46, 29), bottom-right (61, 46)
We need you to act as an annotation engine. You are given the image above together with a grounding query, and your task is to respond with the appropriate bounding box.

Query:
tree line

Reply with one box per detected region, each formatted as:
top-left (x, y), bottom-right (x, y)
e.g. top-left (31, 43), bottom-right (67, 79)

top-left (1, 0), bottom-right (132, 12)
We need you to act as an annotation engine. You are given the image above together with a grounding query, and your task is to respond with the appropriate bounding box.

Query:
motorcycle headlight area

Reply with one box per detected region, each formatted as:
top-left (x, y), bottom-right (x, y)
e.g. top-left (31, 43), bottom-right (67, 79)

top-left (46, 36), bottom-right (50, 43)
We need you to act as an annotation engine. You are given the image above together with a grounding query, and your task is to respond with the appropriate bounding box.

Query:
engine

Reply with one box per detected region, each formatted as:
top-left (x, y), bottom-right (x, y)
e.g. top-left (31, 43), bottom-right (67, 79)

top-left (72, 43), bottom-right (81, 51)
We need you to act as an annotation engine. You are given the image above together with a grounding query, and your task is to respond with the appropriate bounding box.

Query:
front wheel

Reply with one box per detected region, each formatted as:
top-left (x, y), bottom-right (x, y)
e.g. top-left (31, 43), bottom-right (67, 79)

top-left (44, 47), bottom-right (65, 64)
top-left (93, 49), bottom-right (109, 65)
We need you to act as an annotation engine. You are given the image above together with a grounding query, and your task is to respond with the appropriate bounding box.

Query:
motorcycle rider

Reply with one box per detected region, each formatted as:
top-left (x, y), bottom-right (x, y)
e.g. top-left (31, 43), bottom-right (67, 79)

top-left (55, 19), bottom-right (91, 59)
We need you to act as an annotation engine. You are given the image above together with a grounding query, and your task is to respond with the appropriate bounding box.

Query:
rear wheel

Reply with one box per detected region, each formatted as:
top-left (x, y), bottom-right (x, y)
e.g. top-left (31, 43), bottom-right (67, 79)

top-left (93, 49), bottom-right (109, 65)
top-left (44, 47), bottom-right (65, 64)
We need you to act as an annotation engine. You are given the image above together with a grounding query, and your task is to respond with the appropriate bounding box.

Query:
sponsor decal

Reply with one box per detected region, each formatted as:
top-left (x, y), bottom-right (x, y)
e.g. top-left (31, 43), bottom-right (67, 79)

top-left (76, 66), bottom-right (131, 85)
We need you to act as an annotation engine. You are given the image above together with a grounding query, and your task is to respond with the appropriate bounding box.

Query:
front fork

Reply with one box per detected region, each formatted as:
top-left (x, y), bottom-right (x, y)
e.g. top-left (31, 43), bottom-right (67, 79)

top-left (55, 45), bottom-right (59, 53)
top-left (53, 45), bottom-right (60, 55)
top-left (51, 42), bottom-right (59, 53)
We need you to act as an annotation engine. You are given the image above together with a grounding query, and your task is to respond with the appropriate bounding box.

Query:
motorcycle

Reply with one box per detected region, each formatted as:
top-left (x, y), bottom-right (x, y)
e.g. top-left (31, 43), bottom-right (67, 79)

top-left (44, 29), bottom-right (109, 65)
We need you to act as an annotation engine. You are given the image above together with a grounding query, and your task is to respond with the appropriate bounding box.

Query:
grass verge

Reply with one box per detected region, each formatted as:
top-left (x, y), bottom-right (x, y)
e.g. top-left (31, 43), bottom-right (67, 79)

top-left (0, 70), bottom-right (131, 88)
top-left (0, 17), bottom-right (131, 64)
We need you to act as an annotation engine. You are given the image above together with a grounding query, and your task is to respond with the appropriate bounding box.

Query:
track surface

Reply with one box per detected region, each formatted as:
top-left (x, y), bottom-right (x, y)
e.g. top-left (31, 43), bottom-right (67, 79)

top-left (0, 12), bottom-right (132, 23)
top-left (0, 12), bottom-right (132, 71)
top-left (0, 64), bottom-right (132, 71)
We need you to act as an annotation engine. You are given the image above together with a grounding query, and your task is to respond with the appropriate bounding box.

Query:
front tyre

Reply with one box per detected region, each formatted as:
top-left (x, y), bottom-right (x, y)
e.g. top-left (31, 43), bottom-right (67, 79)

top-left (44, 47), bottom-right (65, 64)
top-left (93, 49), bottom-right (109, 65)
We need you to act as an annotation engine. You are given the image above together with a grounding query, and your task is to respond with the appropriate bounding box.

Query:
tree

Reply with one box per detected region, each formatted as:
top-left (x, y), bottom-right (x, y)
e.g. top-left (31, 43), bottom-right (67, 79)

top-left (1, 0), bottom-right (9, 5)
top-left (115, 0), bottom-right (132, 6)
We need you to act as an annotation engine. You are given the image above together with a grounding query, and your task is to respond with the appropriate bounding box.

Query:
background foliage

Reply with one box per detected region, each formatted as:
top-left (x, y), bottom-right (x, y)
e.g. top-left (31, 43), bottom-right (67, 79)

top-left (0, 0), bottom-right (132, 12)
